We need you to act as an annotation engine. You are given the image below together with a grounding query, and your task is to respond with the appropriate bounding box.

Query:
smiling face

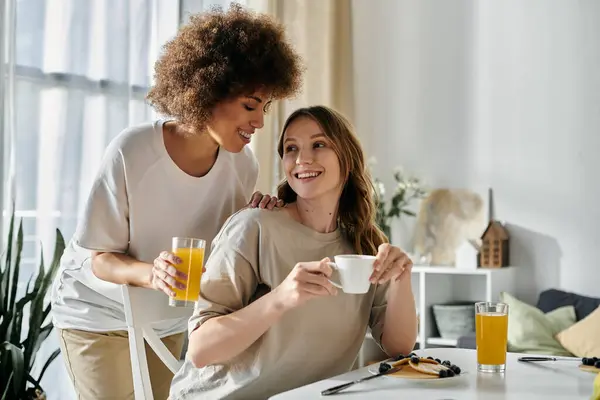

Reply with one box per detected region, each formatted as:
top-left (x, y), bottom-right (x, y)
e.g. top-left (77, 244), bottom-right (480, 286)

top-left (277, 105), bottom-right (387, 255)
top-left (281, 116), bottom-right (343, 201)
top-left (205, 91), bottom-right (272, 153)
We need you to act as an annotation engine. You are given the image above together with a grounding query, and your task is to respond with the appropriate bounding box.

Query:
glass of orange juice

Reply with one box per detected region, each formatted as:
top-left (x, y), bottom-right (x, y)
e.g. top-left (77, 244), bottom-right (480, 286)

top-left (169, 237), bottom-right (206, 307)
top-left (475, 301), bottom-right (509, 373)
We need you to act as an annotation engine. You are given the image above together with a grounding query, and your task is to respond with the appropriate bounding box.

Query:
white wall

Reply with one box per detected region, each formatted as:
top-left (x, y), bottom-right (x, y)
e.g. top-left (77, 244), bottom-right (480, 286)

top-left (352, 0), bottom-right (600, 304)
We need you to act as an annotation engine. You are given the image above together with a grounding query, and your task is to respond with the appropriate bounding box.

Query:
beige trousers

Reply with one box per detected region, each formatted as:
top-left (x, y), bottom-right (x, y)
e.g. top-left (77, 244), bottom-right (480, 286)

top-left (58, 328), bottom-right (185, 400)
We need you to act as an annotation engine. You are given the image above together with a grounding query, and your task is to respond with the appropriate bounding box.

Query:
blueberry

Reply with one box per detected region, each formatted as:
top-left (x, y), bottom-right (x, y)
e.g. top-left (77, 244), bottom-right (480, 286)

top-left (379, 362), bottom-right (391, 373)
top-left (393, 354), bottom-right (406, 361)
top-left (450, 365), bottom-right (461, 375)
top-left (442, 360), bottom-right (452, 367)
top-left (435, 358), bottom-right (442, 363)
top-left (427, 356), bottom-right (434, 360)
top-left (595, 360), bottom-right (600, 369)
top-left (593, 357), bottom-right (599, 362)
top-left (583, 357), bottom-right (590, 365)
top-left (439, 369), bottom-right (448, 378)
top-left (408, 352), bottom-right (417, 357)
top-left (446, 369), bottom-right (455, 377)
top-left (410, 356), bottom-right (420, 364)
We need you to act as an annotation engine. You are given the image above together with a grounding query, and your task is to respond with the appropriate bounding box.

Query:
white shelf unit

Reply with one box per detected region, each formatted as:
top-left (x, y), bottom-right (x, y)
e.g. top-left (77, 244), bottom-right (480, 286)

top-left (412, 266), bottom-right (517, 349)
top-left (358, 266), bottom-right (517, 367)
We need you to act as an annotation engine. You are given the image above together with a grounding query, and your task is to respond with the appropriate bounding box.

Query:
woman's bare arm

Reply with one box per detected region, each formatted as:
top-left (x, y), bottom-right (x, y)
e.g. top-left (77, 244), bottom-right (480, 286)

top-left (381, 275), bottom-right (418, 356)
top-left (91, 251), bottom-right (153, 288)
top-left (188, 291), bottom-right (286, 368)
top-left (187, 259), bottom-right (336, 368)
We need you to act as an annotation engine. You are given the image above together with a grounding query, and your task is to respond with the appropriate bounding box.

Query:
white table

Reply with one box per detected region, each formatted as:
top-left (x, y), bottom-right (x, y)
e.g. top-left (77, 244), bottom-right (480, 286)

top-left (270, 348), bottom-right (597, 399)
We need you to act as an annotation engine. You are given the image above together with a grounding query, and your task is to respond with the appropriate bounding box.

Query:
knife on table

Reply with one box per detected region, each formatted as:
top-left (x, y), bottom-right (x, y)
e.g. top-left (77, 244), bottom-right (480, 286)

top-left (320, 366), bottom-right (401, 396)
top-left (518, 357), bottom-right (581, 362)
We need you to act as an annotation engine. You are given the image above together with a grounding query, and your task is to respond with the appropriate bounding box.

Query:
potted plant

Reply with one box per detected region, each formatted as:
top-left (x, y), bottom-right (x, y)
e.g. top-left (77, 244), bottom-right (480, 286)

top-left (371, 162), bottom-right (427, 242)
top-left (0, 210), bottom-right (65, 400)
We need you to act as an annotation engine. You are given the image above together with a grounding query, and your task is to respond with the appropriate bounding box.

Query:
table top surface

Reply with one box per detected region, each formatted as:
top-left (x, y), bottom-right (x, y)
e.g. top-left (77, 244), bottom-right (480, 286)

top-left (270, 348), bottom-right (597, 399)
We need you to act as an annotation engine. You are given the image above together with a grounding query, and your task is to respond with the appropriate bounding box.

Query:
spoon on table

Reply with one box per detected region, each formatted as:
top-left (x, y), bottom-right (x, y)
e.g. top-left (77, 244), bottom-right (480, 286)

top-left (320, 366), bottom-right (401, 396)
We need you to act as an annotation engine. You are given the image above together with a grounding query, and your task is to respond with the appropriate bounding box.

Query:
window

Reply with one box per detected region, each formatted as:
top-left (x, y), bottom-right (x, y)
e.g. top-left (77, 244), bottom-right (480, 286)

top-left (4, 0), bottom-right (181, 282)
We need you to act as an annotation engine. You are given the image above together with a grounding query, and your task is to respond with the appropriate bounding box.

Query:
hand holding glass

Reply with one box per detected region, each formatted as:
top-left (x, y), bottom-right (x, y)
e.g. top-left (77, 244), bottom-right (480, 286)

top-left (169, 237), bottom-right (206, 307)
top-left (475, 301), bottom-right (509, 372)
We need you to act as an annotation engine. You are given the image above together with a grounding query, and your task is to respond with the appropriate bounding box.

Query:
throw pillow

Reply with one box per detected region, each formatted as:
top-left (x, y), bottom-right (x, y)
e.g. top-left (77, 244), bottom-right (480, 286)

top-left (537, 288), bottom-right (600, 321)
top-left (499, 291), bottom-right (576, 356)
top-left (555, 305), bottom-right (600, 358)
top-left (593, 372), bottom-right (600, 400)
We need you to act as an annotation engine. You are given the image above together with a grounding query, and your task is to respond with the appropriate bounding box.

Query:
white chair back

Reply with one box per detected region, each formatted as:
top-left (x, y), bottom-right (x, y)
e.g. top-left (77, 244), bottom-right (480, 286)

top-left (122, 285), bottom-right (194, 400)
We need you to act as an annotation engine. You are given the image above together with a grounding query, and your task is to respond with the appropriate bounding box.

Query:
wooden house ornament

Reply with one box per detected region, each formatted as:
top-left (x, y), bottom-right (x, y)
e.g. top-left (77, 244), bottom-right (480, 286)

top-left (478, 220), bottom-right (509, 268)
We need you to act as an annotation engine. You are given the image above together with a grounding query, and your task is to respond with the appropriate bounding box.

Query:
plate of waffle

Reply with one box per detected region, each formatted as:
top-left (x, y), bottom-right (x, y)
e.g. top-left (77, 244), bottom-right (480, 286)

top-left (368, 353), bottom-right (464, 381)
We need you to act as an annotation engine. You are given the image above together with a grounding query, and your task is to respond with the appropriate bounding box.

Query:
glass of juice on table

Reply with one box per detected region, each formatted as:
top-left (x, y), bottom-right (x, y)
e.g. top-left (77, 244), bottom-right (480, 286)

top-left (169, 237), bottom-right (205, 307)
top-left (475, 301), bottom-right (509, 373)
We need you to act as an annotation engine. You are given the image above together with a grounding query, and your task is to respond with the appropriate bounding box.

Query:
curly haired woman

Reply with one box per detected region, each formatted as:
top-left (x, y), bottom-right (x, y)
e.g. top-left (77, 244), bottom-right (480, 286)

top-left (50, 5), bottom-right (303, 399)
top-left (169, 106), bottom-right (418, 399)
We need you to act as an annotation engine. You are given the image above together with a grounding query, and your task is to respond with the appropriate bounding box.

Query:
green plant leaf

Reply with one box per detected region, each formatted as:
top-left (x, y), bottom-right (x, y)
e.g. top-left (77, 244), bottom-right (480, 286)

top-left (24, 323), bottom-right (53, 370)
top-left (9, 307), bottom-right (22, 346)
top-left (24, 269), bottom-right (34, 295)
top-left (2, 341), bottom-right (25, 396)
top-left (0, 349), bottom-right (12, 396)
top-left (24, 229), bottom-right (65, 372)
top-left (12, 285), bottom-right (36, 348)
top-left (15, 290), bottom-right (36, 311)
top-left (0, 203), bottom-right (66, 398)
top-left (0, 268), bottom-right (4, 320)
top-left (38, 348), bottom-right (61, 383)
top-left (32, 247), bottom-right (45, 295)
top-left (388, 208), bottom-right (400, 218)
top-left (1, 210), bottom-right (15, 314)
top-left (26, 372), bottom-right (42, 391)
top-left (0, 308), bottom-right (13, 343)
top-left (0, 270), bottom-right (10, 339)
top-left (8, 221), bottom-right (23, 324)
top-left (1, 371), bottom-right (13, 400)
top-left (41, 304), bottom-right (52, 327)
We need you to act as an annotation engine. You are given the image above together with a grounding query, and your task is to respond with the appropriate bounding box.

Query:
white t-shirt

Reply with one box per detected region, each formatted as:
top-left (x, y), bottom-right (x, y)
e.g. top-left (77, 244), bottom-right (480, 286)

top-left (50, 120), bottom-right (258, 337)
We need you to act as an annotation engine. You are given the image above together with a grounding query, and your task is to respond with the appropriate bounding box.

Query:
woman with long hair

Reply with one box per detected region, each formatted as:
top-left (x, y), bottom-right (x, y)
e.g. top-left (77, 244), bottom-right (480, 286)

top-left (169, 105), bottom-right (418, 399)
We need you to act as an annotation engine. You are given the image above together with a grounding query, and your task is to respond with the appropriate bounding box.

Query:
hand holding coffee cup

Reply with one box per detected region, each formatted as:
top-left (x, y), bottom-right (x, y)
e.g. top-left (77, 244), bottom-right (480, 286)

top-left (369, 243), bottom-right (413, 284)
top-left (274, 245), bottom-right (413, 310)
top-left (326, 255), bottom-right (377, 294)
top-left (273, 258), bottom-right (338, 311)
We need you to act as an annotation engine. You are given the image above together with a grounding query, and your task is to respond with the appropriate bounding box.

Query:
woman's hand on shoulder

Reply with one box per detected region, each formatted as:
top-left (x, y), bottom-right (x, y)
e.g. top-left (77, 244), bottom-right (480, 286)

top-left (271, 257), bottom-right (338, 311)
top-left (370, 244), bottom-right (413, 284)
top-left (248, 191), bottom-right (284, 210)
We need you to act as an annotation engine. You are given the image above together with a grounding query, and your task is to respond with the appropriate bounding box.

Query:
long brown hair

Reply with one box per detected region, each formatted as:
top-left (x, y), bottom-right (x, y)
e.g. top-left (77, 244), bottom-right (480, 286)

top-left (276, 105), bottom-right (388, 255)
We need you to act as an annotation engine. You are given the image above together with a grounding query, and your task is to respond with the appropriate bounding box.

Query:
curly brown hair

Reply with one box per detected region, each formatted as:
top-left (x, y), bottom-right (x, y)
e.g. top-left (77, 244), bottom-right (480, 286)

top-left (276, 106), bottom-right (389, 256)
top-left (146, 3), bottom-right (303, 129)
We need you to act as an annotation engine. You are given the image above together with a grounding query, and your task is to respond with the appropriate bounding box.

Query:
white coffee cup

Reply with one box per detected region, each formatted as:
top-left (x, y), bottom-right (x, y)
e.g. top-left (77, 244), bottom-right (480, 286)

top-left (327, 254), bottom-right (375, 294)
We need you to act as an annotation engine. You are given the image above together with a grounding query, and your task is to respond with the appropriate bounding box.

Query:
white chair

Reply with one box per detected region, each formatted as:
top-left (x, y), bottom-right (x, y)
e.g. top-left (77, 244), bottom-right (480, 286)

top-left (122, 285), bottom-right (194, 400)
